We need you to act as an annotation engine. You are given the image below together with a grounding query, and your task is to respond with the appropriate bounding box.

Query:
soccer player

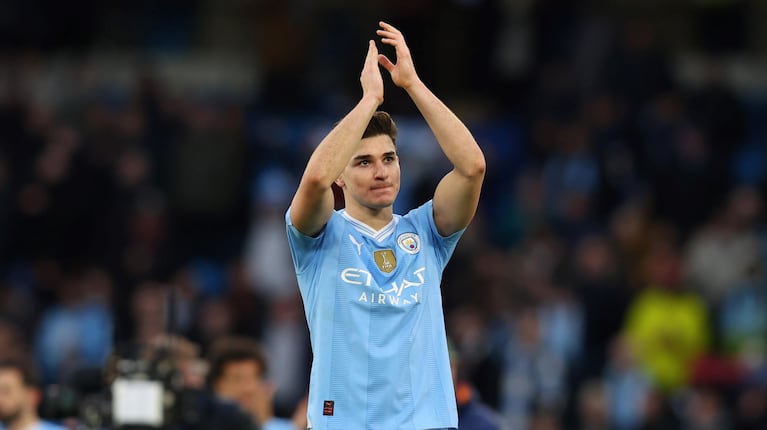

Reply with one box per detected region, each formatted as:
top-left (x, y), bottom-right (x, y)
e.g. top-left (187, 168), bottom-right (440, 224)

top-left (285, 21), bottom-right (486, 429)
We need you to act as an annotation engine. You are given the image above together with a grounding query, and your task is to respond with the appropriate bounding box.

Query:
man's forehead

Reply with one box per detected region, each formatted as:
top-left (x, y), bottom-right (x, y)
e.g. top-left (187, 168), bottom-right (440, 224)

top-left (359, 134), bottom-right (395, 150)
top-left (223, 359), bottom-right (262, 375)
top-left (0, 368), bottom-right (23, 385)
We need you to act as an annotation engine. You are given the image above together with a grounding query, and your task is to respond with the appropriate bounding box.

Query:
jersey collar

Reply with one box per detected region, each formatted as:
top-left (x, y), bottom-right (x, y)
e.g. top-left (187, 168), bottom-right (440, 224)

top-left (340, 210), bottom-right (399, 242)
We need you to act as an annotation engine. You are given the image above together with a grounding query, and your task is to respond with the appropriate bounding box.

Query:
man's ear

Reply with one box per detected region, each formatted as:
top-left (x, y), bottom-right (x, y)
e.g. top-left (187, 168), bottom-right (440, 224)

top-left (28, 386), bottom-right (41, 409)
top-left (331, 183), bottom-right (345, 210)
top-left (334, 178), bottom-right (345, 188)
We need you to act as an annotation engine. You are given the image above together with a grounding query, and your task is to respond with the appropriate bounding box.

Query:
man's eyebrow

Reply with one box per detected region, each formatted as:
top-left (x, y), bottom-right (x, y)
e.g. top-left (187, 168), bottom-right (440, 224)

top-left (352, 154), bottom-right (372, 161)
top-left (352, 151), bottom-right (397, 161)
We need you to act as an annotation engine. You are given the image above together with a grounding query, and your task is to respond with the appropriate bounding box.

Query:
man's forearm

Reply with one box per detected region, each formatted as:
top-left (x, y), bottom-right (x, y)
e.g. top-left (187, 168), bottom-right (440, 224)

top-left (405, 81), bottom-right (485, 177)
top-left (303, 96), bottom-right (381, 187)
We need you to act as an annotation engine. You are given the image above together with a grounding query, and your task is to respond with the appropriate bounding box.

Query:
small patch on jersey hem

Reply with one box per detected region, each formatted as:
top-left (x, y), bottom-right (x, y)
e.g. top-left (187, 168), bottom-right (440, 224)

top-left (323, 400), bottom-right (334, 416)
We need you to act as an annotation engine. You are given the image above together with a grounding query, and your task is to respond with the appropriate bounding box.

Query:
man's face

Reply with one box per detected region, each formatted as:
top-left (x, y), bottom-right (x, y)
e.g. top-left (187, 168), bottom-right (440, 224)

top-left (0, 369), bottom-right (34, 424)
top-left (213, 360), bottom-right (263, 410)
top-left (338, 134), bottom-right (400, 210)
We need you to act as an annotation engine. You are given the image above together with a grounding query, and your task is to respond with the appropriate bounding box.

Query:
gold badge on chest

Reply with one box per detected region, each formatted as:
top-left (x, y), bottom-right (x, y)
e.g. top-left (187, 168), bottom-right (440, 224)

top-left (373, 249), bottom-right (397, 273)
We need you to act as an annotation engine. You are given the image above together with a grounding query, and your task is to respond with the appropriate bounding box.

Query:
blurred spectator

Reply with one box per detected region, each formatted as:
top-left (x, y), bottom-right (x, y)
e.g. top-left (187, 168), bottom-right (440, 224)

top-left (449, 339), bottom-right (509, 430)
top-left (528, 408), bottom-right (562, 430)
top-left (686, 59), bottom-right (746, 171)
top-left (622, 237), bottom-right (710, 392)
top-left (575, 379), bottom-right (611, 430)
top-left (207, 336), bottom-right (306, 430)
top-left (604, 336), bottom-right (653, 430)
top-left (190, 296), bottom-right (235, 356)
top-left (243, 167), bottom-right (297, 300)
top-left (499, 303), bottom-right (567, 430)
top-left (260, 295), bottom-right (310, 419)
top-left (0, 356), bottom-right (66, 430)
top-left (33, 268), bottom-right (112, 385)
top-left (683, 185), bottom-right (762, 307)
top-left (136, 334), bottom-right (261, 430)
top-left (565, 233), bottom-right (633, 379)
top-left (223, 259), bottom-right (269, 339)
top-left (495, 168), bottom-right (548, 247)
top-left (678, 387), bottom-right (732, 430)
top-left (650, 123), bottom-right (727, 239)
top-left (168, 101), bottom-right (249, 262)
top-left (601, 19), bottom-right (673, 112)
top-left (637, 389), bottom-right (680, 430)
top-left (0, 320), bottom-right (24, 361)
top-left (733, 385), bottom-right (767, 430)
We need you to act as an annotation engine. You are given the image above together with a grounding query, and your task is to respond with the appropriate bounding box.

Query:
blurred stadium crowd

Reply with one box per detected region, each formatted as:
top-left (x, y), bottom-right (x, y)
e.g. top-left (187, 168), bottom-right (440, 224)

top-left (2, 0), bottom-right (767, 429)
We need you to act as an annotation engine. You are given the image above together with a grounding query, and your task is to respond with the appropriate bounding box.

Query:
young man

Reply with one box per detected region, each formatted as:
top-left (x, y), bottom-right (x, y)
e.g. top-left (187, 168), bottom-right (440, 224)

top-left (285, 21), bottom-right (486, 429)
top-left (0, 358), bottom-right (66, 430)
top-left (207, 336), bottom-right (307, 430)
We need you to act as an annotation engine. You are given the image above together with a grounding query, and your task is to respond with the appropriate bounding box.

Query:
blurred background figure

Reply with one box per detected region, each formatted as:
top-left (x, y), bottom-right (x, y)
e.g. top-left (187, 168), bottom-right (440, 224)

top-left (0, 357), bottom-right (66, 430)
top-left (449, 339), bottom-right (509, 430)
top-left (109, 334), bottom-right (260, 430)
top-left (207, 336), bottom-right (306, 430)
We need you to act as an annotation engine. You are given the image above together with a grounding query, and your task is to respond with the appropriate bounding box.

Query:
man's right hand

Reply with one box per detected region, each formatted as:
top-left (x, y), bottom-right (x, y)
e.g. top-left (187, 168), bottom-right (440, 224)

top-left (361, 40), bottom-right (384, 106)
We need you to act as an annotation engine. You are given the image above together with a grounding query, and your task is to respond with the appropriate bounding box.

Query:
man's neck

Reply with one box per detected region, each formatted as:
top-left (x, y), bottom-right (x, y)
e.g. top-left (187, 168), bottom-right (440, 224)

top-left (344, 204), bottom-right (394, 231)
top-left (7, 415), bottom-right (39, 430)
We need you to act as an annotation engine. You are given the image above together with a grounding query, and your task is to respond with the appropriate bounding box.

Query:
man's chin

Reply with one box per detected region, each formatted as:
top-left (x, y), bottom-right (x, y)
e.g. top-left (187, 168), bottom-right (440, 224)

top-left (362, 201), bottom-right (394, 211)
top-left (0, 409), bottom-right (21, 425)
top-left (371, 197), bottom-right (396, 208)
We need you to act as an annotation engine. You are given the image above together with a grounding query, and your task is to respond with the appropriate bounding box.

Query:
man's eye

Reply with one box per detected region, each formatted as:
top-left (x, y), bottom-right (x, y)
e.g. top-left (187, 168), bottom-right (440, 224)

top-left (359, 160), bottom-right (369, 166)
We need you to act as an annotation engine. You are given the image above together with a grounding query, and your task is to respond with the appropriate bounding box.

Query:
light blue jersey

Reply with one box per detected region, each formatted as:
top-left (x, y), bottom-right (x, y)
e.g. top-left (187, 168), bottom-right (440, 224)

top-left (286, 200), bottom-right (462, 430)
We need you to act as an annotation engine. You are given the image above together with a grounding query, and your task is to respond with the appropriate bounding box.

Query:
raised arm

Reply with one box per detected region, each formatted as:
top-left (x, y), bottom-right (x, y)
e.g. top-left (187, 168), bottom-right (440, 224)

top-left (289, 41), bottom-right (384, 236)
top-left (377, 21), bottom-right (486, 236)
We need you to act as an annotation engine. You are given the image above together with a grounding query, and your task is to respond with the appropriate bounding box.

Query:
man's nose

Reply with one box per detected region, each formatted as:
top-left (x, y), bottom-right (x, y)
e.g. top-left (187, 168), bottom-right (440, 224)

top-left (373, 162), bottom-right (388, 178)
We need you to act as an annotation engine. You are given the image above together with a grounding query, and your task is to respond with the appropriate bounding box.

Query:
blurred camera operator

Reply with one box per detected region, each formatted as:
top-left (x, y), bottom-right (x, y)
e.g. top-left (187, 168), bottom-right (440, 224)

top-left (111, 335), bottom-right (261, 430)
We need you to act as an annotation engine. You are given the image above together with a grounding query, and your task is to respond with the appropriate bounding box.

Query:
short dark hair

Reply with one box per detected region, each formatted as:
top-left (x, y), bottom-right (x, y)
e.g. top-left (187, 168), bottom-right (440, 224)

top-left (362, 111), bottom-right (398, 143)
top-left (206, 336), bottom-right (267, 387)
top-left (0, 356), bottom-right (40, 389)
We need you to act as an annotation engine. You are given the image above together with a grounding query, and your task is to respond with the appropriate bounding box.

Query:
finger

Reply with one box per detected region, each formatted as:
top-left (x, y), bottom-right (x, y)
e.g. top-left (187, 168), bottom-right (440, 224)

top-left (378, 54), bottom-right (395, 73)
top-left (376, 29), bottom-right (399, 39)
top-left (379, 37), bottom-right (398, 48)
top-left (366, 40), bottom-right (378, 59)
top-left (379, 21), bottom-right (401, 34)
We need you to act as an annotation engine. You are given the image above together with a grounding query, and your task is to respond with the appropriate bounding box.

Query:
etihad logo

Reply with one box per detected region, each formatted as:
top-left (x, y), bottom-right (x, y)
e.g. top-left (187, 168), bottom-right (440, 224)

top-left (340, 266), bottom-right (426, 306)
top-left (373, 249), bottom-right (396, 273)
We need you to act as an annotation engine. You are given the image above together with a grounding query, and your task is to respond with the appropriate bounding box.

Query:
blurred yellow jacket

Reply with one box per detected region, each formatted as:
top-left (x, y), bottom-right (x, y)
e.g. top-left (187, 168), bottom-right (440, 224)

top-left (623, 286), bottom-right (710, 392)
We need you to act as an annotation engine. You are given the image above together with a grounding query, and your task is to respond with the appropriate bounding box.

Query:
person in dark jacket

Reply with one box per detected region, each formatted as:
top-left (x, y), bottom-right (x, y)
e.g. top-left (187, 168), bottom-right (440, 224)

top-left (450, 341), bottom-right (509, 430)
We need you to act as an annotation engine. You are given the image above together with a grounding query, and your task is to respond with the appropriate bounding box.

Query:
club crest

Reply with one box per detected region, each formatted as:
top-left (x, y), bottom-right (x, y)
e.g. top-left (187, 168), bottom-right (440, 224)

top-left (397, 233), bottom-right (421, 255)
top-left (373, 249), bottom-right (397, 273)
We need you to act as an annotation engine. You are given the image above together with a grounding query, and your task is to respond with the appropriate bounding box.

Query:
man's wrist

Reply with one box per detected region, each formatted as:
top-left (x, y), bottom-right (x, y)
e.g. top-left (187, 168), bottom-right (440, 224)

top-left (360, 94), bottom-right (383, 109)
top-left (402, 78), bottom-right (425, 95)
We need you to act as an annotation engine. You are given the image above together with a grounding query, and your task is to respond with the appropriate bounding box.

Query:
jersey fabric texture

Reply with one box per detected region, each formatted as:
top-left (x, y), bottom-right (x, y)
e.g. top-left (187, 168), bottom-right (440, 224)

top-left (286, 200), bottom-right (463, 430)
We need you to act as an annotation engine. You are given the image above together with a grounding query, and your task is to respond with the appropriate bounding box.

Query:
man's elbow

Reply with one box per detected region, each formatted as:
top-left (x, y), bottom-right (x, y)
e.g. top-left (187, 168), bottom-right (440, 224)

top-left (463, 155), bottom-right (486, 179)
top-left (301, 172), bottom-right (334, 192)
